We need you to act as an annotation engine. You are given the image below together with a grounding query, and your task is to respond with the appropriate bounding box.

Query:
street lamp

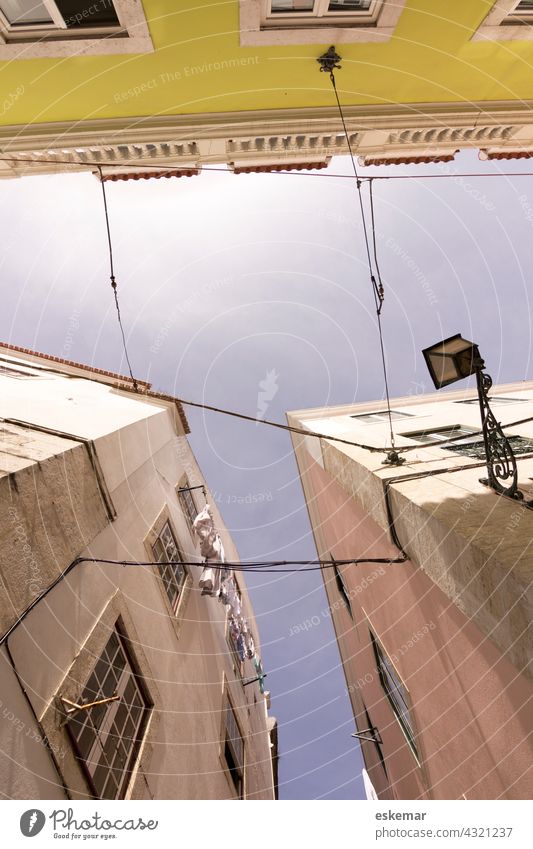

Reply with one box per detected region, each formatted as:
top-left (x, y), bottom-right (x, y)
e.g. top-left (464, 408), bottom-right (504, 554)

top-left (422, 333), bottom-right (522, 501)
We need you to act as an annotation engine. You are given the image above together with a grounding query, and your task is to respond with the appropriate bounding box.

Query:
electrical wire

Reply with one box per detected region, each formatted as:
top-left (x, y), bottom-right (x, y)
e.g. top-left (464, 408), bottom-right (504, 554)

top-left (368, 178), bottom-right (397, 455)
top-left (73, 555), bottom-right (407, 573)
top-left (0, 553), bottom-right (406, 648)
top-left (322, 63), bottom-right (397, 452)
top-left (98, 166), bottom-right (140, 392)
top-left (175, 395), bottom-right (389, 452)
top-left (174, 394), bottom-right (533, 456)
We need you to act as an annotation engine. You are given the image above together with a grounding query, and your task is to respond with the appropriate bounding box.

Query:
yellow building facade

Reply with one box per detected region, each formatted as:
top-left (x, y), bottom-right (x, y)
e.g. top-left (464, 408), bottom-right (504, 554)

top-left (2, 1), bottom-right (533, 177)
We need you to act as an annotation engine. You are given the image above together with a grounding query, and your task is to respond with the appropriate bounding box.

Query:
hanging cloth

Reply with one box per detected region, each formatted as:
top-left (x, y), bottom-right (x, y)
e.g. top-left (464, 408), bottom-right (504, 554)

top-left (194, 505), bottom-right (227, 596)
top-left (199, 564), bottom-right (222, 596)
top-left (236, 632), bottom-right (246, 662)
top-left (199, 531), bottom-right (225, 563)
top-left (244, 631), bottom-right (255, 660)
top-left (193, 504), bottom-right (215, 542)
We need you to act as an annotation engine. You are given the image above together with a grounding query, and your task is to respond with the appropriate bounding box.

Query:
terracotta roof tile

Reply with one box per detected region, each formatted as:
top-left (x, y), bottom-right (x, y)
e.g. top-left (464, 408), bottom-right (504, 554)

top-left (0, 342), bottom-right (150, 387)
top-left (100, 168), bottom-right (200, 182)
top-left (484, 150), bottom-right (533, 161)
top-left (361, 153), bottom-right (456, 166)
top-left (232, 161), bottom-right (329, 174)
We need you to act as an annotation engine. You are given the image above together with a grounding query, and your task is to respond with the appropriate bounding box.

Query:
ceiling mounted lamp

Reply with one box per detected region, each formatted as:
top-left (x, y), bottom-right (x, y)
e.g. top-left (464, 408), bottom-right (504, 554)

top-left (422, 334), bottom-right (526, 502)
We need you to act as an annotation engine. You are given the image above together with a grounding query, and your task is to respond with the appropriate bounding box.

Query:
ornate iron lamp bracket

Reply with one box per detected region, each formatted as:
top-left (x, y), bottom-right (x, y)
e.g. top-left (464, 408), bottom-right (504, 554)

top-left (475, 369), bottom-right (521, 500)
top-left (317, 46), bottom-right (342, 74)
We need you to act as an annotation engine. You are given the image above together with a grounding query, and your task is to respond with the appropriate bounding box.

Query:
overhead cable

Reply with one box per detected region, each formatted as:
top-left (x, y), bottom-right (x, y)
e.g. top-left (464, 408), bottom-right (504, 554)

top-left (174, 395), bottom-right (388, 452)
top-left (75, 556), bottom-right (407, 573)
top-left (174, 394), bottom-right (533, 457)
top-left (318, 48), bottom-right (397, 457)
top-left (98, 166), bottom-right (140, 392)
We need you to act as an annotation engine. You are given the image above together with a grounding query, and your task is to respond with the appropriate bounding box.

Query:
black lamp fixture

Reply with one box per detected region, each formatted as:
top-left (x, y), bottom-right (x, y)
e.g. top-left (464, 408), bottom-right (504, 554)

top-left (422, 333), bottom-right (523, 501)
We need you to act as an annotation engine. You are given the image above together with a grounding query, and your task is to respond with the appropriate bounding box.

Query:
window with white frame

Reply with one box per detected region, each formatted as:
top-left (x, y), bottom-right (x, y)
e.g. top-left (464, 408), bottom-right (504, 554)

top-left (0, 363), bottom-right (40, 378)
top-left (401, 424), bottom-right (481, 446)
top-left (351, 410), bottom-right (412, 424)
top-left (264, 0), bottom-right (377, 27)
top-left (457, 396), bottom-right (527, 406)
top-left (240, 0), bottom-right (405, 45)
top-left (0, 0), bottom-right (152, 57)
top-left (223, 695), bottom-right (245, 798)
top-left (473, 0), bottom-right (533, 41)
top-left (370, 630), bottom-right (418, 760)
top-left (401, 424), bottom-right (533, 459)
top-left (67, 626), bottom-right (150, 799)
top-left (0, 0), bottom-right (119, 32)
top-left (509, 0), bottom-right (533, 18)
top-left (151, 521), bottom-right (188, 612)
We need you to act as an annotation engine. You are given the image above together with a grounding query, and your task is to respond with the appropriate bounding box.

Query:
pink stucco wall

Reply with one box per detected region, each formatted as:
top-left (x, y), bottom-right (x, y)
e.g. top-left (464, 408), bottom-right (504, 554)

top-left (303, 449), bottom-right (533, 800)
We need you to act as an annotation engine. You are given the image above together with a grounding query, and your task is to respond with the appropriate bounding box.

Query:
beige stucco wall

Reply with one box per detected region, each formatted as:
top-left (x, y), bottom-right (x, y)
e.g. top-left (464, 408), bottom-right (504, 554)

top-left (0, 423), bottom-right (111, 637)
top-left (0, 351), bottom-right (274, 800)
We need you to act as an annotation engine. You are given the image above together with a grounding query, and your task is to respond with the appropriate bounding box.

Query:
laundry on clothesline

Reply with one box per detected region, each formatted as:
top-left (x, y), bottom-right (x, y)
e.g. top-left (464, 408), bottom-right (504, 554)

top-left (193, 505), bottom-right (264, 680)
top-left (193, 505), bottom-right (228, 595)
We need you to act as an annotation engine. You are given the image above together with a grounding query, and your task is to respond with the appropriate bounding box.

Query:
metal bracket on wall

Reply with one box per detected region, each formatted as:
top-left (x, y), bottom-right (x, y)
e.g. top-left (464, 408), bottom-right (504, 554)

top-left (176, 484), bottom-right (207, 497)
top-left (382, 450), bottom-right (406, 466)
top-left (243, 673), bottom-right (267, 688)
top-left (351, 726), bottom-right (383, 745)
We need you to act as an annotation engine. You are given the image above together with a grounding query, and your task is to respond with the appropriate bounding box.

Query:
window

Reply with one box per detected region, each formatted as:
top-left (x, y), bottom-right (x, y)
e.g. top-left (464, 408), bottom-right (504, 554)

top-left (226, 584), bottom-right (245, 675)
top-left (351, 410), bottom-right (412, 424)
top-left (473, 0), bottom-right (533, 41)
top-left (332, 558), bottom-right (353, 618)
top-left (0, 0), bottom-right (119, 30)
top-left (402, 424), bottom-right (480, 446)
top-left (370, 631), bottom-right (418, 759)
top-left (501, 0), bottom-right (533, 20)
top-left (151, 521), bottom-right (187, 611)
top-left (266, 0), bottom-right (376, 26)
top-left (177, 478), bottom-right (198, 534)
top-left (447, 435), bottom-right (533, 460)
top-left (67, 627), bottom-right (150, 799)
top-left (0, 363), bottom-right (39, 378)
top-left (0, 0), bottom-right (152, 57)
top-left (223, 695), bottom-right (245, 798)
top-left (402, 425), bottom-right (533, 459)
top-left (240, 0), bottom-right (406, 46)
top-left (457, 396), bottom-right (527, 405)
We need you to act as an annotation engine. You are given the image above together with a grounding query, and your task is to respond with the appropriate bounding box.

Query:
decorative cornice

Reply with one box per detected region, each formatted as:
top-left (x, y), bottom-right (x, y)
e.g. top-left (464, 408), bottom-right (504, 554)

top-left (2, 101), bottom-right (533, 178)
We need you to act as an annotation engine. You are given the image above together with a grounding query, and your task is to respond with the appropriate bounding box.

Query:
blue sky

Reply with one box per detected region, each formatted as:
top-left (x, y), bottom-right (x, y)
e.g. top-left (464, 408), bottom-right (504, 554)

top-left (2, 149), bottom-right (532, 798)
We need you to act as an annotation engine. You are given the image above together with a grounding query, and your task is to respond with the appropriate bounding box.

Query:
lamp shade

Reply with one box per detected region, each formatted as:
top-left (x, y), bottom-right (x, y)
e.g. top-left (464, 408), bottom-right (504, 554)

top-left (422, 334), bottom-right (484, 389)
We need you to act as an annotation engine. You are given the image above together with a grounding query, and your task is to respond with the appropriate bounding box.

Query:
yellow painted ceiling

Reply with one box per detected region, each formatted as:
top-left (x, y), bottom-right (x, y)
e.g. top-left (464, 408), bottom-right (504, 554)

top-left (2, 0), bottom-right (533, 127)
